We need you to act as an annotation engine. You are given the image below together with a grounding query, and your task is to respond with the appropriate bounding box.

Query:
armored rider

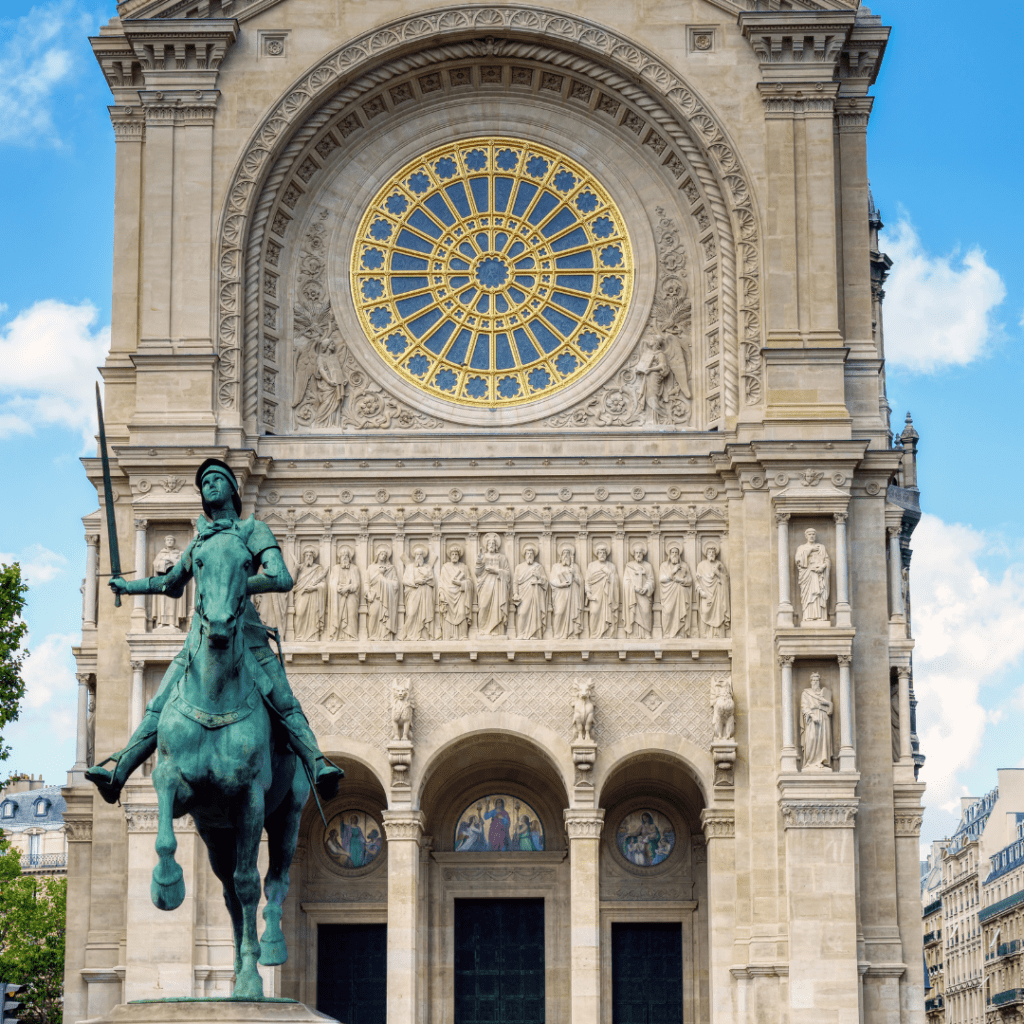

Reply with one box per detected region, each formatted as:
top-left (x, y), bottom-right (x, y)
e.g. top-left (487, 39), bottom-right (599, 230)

top-left (86, 458), bottom-right (344, 804)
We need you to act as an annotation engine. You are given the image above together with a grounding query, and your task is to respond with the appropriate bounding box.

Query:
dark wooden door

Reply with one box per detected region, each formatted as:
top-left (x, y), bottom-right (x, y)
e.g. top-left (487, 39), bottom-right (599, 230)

top-left (611, 922), bottom-right (683, 1024)
top-left (454, 898), bottom-right (545, 1024)
top-left (317, 923), bottom-right (387, 1024)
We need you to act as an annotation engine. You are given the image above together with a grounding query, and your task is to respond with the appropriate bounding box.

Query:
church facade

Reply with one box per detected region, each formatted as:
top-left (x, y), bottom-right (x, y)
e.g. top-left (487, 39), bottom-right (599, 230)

top-left (63, 0), bottom-right (926, 1022)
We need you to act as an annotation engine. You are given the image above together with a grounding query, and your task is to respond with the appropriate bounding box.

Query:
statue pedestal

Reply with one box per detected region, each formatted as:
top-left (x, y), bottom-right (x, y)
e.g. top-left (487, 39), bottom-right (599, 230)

top-left (86, 1001), bottom-right (336, 1024)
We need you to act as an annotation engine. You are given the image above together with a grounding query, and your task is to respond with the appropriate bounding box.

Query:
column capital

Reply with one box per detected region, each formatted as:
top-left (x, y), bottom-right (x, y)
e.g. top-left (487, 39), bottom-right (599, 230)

top-left (894, 811), bottom-right (923, 838)
top-left (780, 800), bottom-right (858, 830)
top-left (130, 659), bottom-right (145, 672)
top-left (833, 512), bottom-right (849, 525)
top-left (108, 105), bottom-right (146, 142)
top-left (76, 672), bottom-right (94, 686)
top-left (778, 654), bottom-right (795, 668)
top-left (700, 807), bottom-right (735, 840)
top-left (563, 808), bottom-right (605, 840)
top-left (775, 510), bottom-right (791, 524)
top-left (896, 666), bottom-right (911, 681)
top-left (85, 532), bottom-right (101, 547)
top-left (382, 809), bottom-right (425, 841)
top-left (63, 817), bottom-right (94, 843)
top-left (886, 525), bottom-right (902, 540)
top-left (834, 96), bottom-right (875, 134)
top-left (837, 654), bottom-right (852, 667)
top-left (139, 89), bottom-right (221, 128)
top-left (134, 517), bottom-right (148, 530)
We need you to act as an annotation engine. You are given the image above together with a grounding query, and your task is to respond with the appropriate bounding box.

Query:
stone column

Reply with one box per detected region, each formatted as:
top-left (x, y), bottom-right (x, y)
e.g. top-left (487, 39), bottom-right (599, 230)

top-left (130, 660), bottom-right (145, 733)
top-left (888, 526), bottom-right (906, 634)
top-left (779, 655), bottom-right (797, 772)
top-left (71, 673), bottom-right (93, 781)
top-left (382, 810), bottom-right (425, 1024)
top-left (775, 511), bottom-right (794, 627)
top-left (701, 809), bottom-right (737, 1024)
top-left (564, 809), bottom-right (605, 1024)
top-left (132, 517), bottom-right (148, 631)
top-left (833, 513), bottom-right (852, 627)
top-left (84, 533), bottom-right (100, 628)
top-left (837, 655), bottom-right (855, 772)
top-left (897, 667), bottom-right (912, 766)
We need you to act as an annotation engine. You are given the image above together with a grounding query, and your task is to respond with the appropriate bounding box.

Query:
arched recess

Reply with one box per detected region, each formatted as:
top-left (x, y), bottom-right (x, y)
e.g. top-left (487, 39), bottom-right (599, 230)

top-left (594, 733), bottom-right (713, 809)
top-left (215, 5), bottom-right (764, 436)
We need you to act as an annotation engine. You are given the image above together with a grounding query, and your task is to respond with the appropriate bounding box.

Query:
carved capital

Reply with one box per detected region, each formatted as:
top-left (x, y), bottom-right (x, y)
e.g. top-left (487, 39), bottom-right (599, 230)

top-left (140, 90), bottom-right (221, 127)
top-left (382, 810), bottom-right (425, 842)
top-left (778, 654), bottom-right (795, 668)
top-left (109, 106), bottom-right (145, 142)
top-left (134, 517), bottom-right (148, 531)
top-left (837, 655), bottom-right (852, 668)
top-left (774, 511), bottom-right (791, 524)
top-left (897, 667), bottom-right (911, 682)
top-left (564, 809), bottom-right (605, 840)
top-left (780, 800), bottom-right (858, 829)
top-left (130, 660), bottom-right (145, 672)
top-left (63, 818), bottom-right (93, 843)
top-left (833, 512), bottom-right (848, 525)
top-left (76, 672), bottom-right (94, 687)
top-left (86, 533), bottom-right (101, 548)
top-left (700, 808), bottom-right (735, 840)
top-left (834, 97), bottom-right (874, 133)
top-left (887, 526), bottom-right (901, 540)
top-left (124, 806), bottom-right (159, 833)
top-left (894, 812), bottom-right (923, 838)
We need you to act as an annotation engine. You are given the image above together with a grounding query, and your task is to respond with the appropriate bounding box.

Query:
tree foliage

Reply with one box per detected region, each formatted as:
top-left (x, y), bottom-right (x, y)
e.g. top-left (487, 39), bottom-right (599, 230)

top-left (0, 832), bottom-right (65, 1024)
top-left (0, 562), bottom-right (28, 769)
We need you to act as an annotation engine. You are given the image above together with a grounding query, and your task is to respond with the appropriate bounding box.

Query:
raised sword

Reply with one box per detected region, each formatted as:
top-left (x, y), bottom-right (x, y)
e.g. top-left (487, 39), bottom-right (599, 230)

top-left (95, 382), bottom-right (123, 606)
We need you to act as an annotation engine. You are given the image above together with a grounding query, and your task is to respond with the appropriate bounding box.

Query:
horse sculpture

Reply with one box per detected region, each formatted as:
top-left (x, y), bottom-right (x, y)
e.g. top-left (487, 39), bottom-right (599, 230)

top-left (149, 525), bottom-right (309, 999)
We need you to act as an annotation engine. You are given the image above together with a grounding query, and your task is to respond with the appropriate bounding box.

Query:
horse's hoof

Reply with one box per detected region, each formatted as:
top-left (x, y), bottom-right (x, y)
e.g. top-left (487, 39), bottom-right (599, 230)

top-left (259, 938), bottom-right (287, 967)
top-left (151, 863), bottom-right (185, 911)
top-left (232, 971), bottom-right (264, 1001)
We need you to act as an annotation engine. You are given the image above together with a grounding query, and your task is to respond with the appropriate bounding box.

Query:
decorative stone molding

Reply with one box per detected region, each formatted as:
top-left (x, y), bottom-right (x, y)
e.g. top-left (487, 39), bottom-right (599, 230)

top-left (564, 809), bottom-right (605, 840)
top-left (63, 818), bottom-right (94, 843)
top-left (302, 888), bottom-right (388, 903)
top-left (124, 807), bottom-right (195, 833)
top-left (140, 90), bottom-right (221, 127)
top-left (700, 808), bottom-right (735, 840)
top-left (739, 12), bottom-right (855, 73)
top-left (730, 963), bottom-right (790, 979)
top-left (109, 107), bottom-right (146, 141)
top-left (121, 18), bottom-right (238, 75)
top-left (606, 885), bottom-right (692, 902)
top-left (780, 800), bottom-right (857, 829)
top-left (894, 812), bottom-right (923, 838)
top-left (382, 810), bottom-right (425, 841)
top-left (442, 867), bottom-right (555, 882)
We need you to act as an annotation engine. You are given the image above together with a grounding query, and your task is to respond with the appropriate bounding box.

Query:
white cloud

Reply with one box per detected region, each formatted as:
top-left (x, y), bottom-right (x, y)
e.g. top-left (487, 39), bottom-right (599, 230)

top-left (880, 217), bottom-right (1006, 372)
top-left (21, 632), bottom-right (77, 715)
top-left (0, 544), bottom-right (67, 587)
top-left (913, 514), bottom-right (1024, 812)
top-left (0, 299), bottom-right (110, 445)
top-left (0, 1), bottom-right (95, 146)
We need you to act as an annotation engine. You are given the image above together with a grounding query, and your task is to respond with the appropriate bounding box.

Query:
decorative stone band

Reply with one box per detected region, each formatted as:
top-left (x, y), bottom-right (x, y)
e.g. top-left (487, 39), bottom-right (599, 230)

top-left (700, 807), bottom-right (735, 840)
top-left (63, 818), bottom-right (94, 843)
top-left (730, 964), bottom-right (789, 980)
top-left (894, 812), bottom-right (923, 838)
top-left (124, 806), bottom-right (196, 833)
top-left (564, 809), bottom-right (606, 840)
top-left (382, 809), bottom-right (425, 842)
top-left (780, 800), bottom-right (858, 830)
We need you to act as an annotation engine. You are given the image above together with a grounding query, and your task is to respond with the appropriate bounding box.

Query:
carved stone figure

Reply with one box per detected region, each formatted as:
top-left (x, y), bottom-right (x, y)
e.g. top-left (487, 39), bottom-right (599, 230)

top-left (86, 689), bottom-right (96, 767)
top-left (795, 528), bottom-right (831, 626)
top-left (438, 544), bottom-right (470, 639)
top-left (293, 548), bottom-right (327, 641)
top-left (513, 544), bottom-right (548, 640)
top-left (659, 544), bottom-right (692, 639)
top-left (367, 546), bottom-right (400, 641)
top-left (711, 676), bottom-right (735, 741)
top-left (549, 545), bottom-right (584, 640)
top-left (800, 672), bottom-right (833, 771)
top-left (475, 533), bottom-right (511, 636)
top-left (694, 544), bottom-right (730, 638)
top-left (252, 589), bottom-right (286, 636)
top-left (572, 678), bottom-right (595, 742)
top-left (293, 327), bottom-right (345, 430)
top-left (313, 337), bottom-right (345, 428)
top-left (401, 545), bottom-right (437, 640)
top-left (328, 545), bottom-right (360, 641)
top-left (391, 677), bottom-right (414, 742)
top-left (622, 542), bottom-right (654, 639)
top-left (585, 543), bottom-right (620, 639)
top-left (152, 535), bottom-right (187, 631)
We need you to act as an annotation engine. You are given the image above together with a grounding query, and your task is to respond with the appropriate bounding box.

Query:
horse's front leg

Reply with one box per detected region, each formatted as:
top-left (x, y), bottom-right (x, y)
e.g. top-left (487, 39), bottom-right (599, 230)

top-left (150, 758), bottom-right (186, 911)
top-left (232, 787), bottom-right (266, 999)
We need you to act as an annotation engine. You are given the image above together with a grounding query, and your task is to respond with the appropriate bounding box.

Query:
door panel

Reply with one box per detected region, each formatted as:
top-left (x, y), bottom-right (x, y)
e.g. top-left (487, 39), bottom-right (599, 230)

top-left (611, 921), bottom-right (683, 1024)
top-left (317, 922), bottom-right (387, 1024)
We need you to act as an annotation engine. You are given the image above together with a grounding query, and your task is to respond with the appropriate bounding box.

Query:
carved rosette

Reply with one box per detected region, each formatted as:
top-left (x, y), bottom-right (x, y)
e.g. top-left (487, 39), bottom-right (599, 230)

top-left (563, 809), bottom-right (606, 840)
top-left (700, 808), bottom-right (735, 840)
top-left (780, 801), bottom-right (858, 830)
top-left (382, 810), bottom-right (425, 842)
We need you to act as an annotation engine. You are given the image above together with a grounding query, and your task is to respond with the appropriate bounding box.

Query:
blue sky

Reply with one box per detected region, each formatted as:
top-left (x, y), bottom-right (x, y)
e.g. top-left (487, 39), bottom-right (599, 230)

top-left (0, 0), bottom-right (1021, 851)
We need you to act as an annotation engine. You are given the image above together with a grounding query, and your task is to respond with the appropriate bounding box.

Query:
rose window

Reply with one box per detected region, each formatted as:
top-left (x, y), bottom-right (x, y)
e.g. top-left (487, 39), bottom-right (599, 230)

top-left (351, 137), bottom-right (634, 407)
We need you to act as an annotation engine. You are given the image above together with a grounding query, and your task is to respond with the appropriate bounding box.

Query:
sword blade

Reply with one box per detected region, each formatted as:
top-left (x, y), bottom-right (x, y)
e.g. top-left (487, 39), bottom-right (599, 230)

top-left (95, 383), bottom-right (123, 606)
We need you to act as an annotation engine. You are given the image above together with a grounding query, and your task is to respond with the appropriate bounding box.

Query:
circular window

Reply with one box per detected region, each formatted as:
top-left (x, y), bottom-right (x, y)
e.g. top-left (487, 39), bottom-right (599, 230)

top-left (351, 137), bottom-right (634, 407)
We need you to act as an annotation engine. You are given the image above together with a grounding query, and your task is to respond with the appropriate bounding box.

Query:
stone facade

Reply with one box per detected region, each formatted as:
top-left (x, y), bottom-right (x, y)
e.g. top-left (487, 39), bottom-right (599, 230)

top-left (64, 0), bottom-right (928, 1021)
top-left (0, 778), bottom-right (69, 876)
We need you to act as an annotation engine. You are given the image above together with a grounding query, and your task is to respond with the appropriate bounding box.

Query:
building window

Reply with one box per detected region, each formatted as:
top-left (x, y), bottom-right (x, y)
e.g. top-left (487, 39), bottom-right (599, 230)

top-left (34, 799), bottom-right (47, 816)
top-left (28, 833), bottom-right (40, 857)
top-left (0, 801), bottom-right (13, 818)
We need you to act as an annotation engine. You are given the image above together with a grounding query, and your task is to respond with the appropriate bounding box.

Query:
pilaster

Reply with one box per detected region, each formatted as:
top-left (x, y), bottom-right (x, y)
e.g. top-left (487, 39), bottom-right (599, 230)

top-left (701, 808), bottom-right (736, 1024)
top-left (564, 809), bottom-right (604, 1024)
top-left (382, 810), bottom-right (425, 1024)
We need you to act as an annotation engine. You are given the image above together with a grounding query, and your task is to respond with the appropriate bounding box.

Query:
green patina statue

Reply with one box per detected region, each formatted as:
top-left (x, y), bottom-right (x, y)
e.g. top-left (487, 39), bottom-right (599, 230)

top-left (86, 459), bottom-right (343, 998)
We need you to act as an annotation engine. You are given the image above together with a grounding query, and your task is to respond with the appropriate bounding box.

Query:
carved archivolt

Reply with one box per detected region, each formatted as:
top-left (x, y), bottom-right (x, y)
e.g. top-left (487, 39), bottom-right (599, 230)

top-left (215, 6), bottom-right (763, 433)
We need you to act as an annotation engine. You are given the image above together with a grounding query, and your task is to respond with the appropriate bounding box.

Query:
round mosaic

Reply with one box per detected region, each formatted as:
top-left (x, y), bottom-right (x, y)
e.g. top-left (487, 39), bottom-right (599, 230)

top-left (351, 137), bottom-right (634, 407)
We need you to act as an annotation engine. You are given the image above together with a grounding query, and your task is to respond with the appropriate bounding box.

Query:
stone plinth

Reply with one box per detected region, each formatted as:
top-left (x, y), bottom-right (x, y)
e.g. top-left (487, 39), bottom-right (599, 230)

top-left (84, 1000), bottom-right (336, 1024)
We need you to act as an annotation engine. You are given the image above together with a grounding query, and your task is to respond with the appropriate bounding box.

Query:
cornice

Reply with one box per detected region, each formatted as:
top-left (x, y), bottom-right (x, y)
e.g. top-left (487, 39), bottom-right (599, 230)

top-left (740, 10), bottom-right (855, 85)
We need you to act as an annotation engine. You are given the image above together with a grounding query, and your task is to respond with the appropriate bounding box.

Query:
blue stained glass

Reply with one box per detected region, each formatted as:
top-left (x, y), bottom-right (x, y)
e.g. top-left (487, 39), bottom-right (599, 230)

top-left (578, 330), bottom-right (601, 353)
top-left (424, 193), bottom-right (456, 226)
top-left (407, 308), bottom-right (443, 338)
top-left (385, 333), bottom-right (408, 356)
top-left (555, 251), bottom-right (594, 270)
top-left (513, 328), bottom-right (541, 362)
top-left (435, 156), bottom-right (457, 179)
top-left (555, 351), bottom-right (578, 375)
top-left (494, 176), bottom-right (514, 211)
top-left (551, 291), bottom-right (589, 316)
top-left (514, 256), bottom-right (535, 269)
top-left (391, 252), bottom-right (428, 271)
top-left (445, 182), bottom-right (472, 218)
top-left (575, 191), bottom-right (599, 213)
top-left (507, 287), bottom-right (526, 303)
top-left (447, 328), bottom-right (472, 365)
top-left (361, 278), bottom-right (385, 300)
top-left (496, 148), bottom-right (520, 171)
top-left (553, 170), bottom-right (577, 192)
top-left (385, 193), bottom-right (409, 215)
top-left (541, 305), bottom-right (577, 337)
top-left (449, 259), bottom-right (470, 271)
top-left (591, 216), bottom-right (615, 238)
top-left (497, 375), bottom-right (521, 398)
top-left (396, 229), bottom-right (433, 254)
top-left (599, 245), bottom-right (623, 267)
top-left (475, 294), bottom-right (490, 313)
top-left (470, 178), bottom-right (489, 213)
top-left (528, 367), bottom-right (551, 390)
top-left (512, 182), bottom-right (537, 217)
top-left (470, 334), bottom-right (490, 369)
top-left (476, 257), bottom-right (509, 288)
top-left (593, 304), bottom-right (616, 327)
top-left (495, 294), bottom-right (509, 313)
top-left (555, 274), bottom-right (594, 291)
top-left (465, 375), bottom-right (488, 398)
top-left (369, 219), bottom-right (392, 241)
top-left (434, 368), bottom-right (458, 391)
top-left (408, 172), bottom-right (431, 194)
top-left (495, 232), bottom-right (509, 250)
top-left (369, 307), bottom-right (393, 329)
top-left (600, 276), bottom-right (624, 297)
top-left (424, 320), bottom-right (455, 354)
top-left (391, 275), bottom-right (429, 295)
top-left (551, 227), bottom-right (588, 252)
top-left (459, 241), bottom-right (477, 259)
top-left (495, 333), bottom-right (515, 369)
top-left (507, 240), bottom-right (526, 259)
top-left (528, 319), bottom-right (561, 354)
top-left (514, 275), bottom-right (536, 289)
top-left (407, 353), bottom-right (429, 376)
top-left (527, 191), bottom-right (559, 226)
top-left (396, 293), bottom-right (434, 318)
top-left (541, 207), bottom-right (578, 238)
top-left (525, 155), bottom-right (549, 178)
top-left (361, 247), bottom-right (385, 270)
top-left (464, 149), bottom-right (487, 171)
top-left (450, 275), bottom-right (470, 287)
top-left (459, 288), bottom-right (478, 305)
top-left (476, 232), bottom-right (489, 250)
top-left (408, 209), bottom-right (442, 239)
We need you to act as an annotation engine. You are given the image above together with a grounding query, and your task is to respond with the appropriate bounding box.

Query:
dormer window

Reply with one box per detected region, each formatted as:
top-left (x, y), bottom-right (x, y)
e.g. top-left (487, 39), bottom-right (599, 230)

top-left (1, 801), bottom-right (13, 818)
top-left (34, 799), bottom-right (48, 817)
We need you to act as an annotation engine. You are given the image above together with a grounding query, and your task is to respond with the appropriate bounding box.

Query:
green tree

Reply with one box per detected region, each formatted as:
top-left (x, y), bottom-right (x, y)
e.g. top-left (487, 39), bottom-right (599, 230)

top-left (0, 562), bottom-right (28, 773)
top-left (0, 832), bottom-right (65, 1024)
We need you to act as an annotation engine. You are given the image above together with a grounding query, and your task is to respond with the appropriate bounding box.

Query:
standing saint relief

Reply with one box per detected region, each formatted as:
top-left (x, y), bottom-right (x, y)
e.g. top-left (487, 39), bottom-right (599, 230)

top-left (795, 528), bottom-right (831, 627)
top-left (328, 546), bottom-right (360, 641)
top-left (152, 535), bottom-right (188, 632)
top-left (438, 544), bottom-right (471, 640)
top-left (476, 533), bottom-right (512, 637)
top-left (512, 545), bottom-right (548, 641)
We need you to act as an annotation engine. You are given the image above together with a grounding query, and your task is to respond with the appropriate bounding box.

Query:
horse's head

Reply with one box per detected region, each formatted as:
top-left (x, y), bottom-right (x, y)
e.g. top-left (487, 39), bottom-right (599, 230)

top-left (193, 528), bottom-right (252, 651)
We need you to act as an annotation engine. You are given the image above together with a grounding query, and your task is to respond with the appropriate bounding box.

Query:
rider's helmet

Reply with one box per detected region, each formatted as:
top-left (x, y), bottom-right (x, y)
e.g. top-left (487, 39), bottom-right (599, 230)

top-left (195, 458), bottom-right (242, 517)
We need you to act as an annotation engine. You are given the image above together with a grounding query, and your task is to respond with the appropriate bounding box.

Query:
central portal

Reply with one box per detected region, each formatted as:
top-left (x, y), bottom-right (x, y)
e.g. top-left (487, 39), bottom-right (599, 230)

top-left (454, 898), bottom-right (545, 1024)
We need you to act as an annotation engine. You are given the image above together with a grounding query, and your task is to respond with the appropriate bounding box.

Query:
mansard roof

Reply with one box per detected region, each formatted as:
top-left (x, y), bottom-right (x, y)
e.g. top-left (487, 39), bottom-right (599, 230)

top-left (0, 784), bottom-right (67, 833)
